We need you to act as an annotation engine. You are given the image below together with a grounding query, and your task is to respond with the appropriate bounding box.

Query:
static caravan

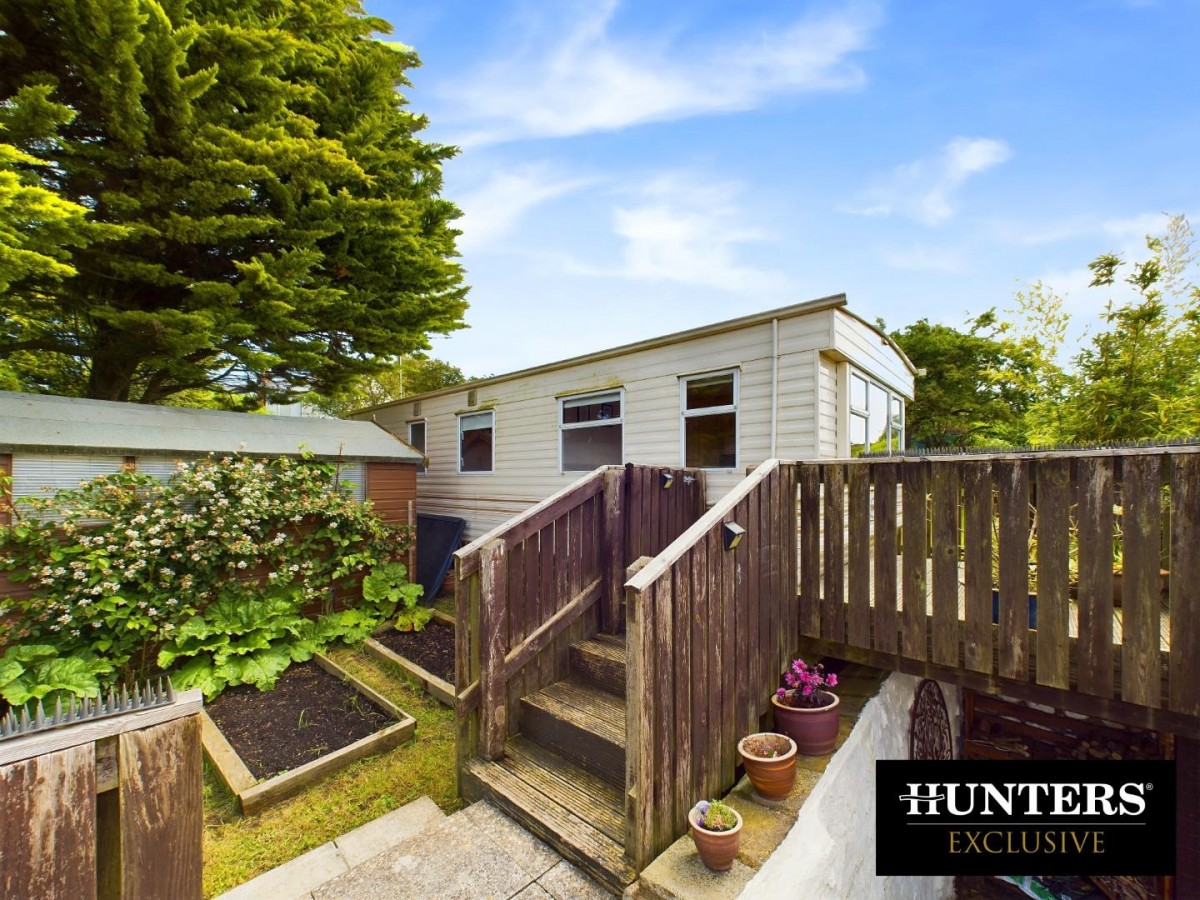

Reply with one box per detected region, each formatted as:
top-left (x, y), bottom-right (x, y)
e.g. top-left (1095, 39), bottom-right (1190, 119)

top-left (356, 294), bottom-right (916, 540)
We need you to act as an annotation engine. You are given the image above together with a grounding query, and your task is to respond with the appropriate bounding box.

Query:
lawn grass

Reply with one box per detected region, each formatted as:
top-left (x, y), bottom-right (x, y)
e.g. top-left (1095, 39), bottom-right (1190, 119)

top-left (202, 645), bottom-right (460, 898)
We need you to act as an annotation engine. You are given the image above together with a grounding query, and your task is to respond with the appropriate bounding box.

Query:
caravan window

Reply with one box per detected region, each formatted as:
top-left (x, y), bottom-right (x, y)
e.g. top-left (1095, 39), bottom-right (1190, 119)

top-left (560, 390), bottom-right (623, 472)
top-left (458, 411), bottom-right (494, 473)
top-left (408, 420), bottom-right (427, 474)
top-left (681, 370), bottom-right (738, 469)
top-left (849, 370), bottom-right (904, 456)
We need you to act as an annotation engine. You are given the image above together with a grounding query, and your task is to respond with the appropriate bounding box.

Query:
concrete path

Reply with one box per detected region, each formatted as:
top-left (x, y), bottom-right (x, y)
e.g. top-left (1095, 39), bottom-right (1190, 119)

top-left (216, 796), bottom-right (611, 900)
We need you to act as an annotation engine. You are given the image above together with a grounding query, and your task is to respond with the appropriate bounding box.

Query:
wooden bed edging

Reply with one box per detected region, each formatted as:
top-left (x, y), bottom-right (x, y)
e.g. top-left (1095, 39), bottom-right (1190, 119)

top-left (363, 632), bottom-right (455, 706)
top-left (200, 653), bottom-right (417, 815)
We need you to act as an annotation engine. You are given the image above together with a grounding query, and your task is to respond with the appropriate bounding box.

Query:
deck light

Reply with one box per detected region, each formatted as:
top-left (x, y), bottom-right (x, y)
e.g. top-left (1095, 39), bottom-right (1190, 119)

top-left (723, 522), bottom-right (745, 551)
top-left (661, 472), bottom-right (674, 489)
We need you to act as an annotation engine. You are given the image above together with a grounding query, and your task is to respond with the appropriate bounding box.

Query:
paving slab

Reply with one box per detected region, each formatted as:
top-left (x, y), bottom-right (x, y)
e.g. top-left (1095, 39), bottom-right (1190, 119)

top-left (536, 860), bottom-right (612, 900)
top-left (333, 796), bottom-right (446, 867)
top-left (217, 840), bottom-right (348, 900)
top-left (510, 884), bottom-right (552, 899)
top-left (314, 810), bottom-right (534, 900)
top-left (461, 799), bottom-right (561, 880)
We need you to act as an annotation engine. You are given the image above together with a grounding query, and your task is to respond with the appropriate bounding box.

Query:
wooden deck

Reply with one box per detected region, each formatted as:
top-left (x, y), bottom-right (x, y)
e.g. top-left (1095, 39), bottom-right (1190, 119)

top-left (454, 448), bottom-right (1200, 885)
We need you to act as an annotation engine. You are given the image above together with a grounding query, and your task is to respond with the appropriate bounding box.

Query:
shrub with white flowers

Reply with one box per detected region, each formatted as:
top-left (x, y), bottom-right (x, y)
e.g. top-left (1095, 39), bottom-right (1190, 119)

top-left (0, 455), bottom-right (414, 704)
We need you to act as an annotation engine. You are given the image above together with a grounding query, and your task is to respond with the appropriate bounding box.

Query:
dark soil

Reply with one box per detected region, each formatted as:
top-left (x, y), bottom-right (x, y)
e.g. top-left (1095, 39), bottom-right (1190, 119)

top-left (374, 621), bottom-right (455, 682)
top-left (741, 734), bottom-right (792, 758)
top-left (206, 660), bottom-right (393, 780)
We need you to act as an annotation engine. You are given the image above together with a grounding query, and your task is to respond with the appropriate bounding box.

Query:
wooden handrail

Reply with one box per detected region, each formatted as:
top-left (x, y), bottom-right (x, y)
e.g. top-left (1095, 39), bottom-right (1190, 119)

top-left (455, 466), bottom-right (611, 575)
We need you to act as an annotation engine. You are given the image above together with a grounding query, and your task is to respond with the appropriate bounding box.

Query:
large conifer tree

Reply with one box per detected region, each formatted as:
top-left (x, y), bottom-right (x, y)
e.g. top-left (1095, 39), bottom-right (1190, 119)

top-left (0, 0), bottom-right (467, 404)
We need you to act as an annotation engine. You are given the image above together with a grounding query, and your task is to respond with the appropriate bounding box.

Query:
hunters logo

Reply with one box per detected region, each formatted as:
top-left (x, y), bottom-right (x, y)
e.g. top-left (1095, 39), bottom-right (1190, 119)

top-left (876, 760), bottom-right (1175, 875)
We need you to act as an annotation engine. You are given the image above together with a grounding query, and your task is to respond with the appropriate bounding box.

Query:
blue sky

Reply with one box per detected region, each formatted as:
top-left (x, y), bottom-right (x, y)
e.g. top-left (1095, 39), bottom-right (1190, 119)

top-left (363, 0), bottom-right (1199, 378)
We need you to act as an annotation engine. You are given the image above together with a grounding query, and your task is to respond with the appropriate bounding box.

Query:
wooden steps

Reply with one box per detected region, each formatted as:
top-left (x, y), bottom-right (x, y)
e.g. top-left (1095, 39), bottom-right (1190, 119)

top-left (464, 633), bottom-right (635, 894)
top-left (519, 677), bottom-right (626, 785)
top-left (569, 634), bottom-right (627, 697)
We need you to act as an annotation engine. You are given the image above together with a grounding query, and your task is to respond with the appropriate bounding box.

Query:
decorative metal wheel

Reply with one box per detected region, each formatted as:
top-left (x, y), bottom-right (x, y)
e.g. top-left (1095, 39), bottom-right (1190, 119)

top-left (909, 679), bottom-right (953, 760)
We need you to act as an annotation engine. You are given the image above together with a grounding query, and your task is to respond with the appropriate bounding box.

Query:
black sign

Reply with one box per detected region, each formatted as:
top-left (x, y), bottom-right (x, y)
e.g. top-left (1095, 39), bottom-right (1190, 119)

top-left (876, 760), bottom-right (1175, 875)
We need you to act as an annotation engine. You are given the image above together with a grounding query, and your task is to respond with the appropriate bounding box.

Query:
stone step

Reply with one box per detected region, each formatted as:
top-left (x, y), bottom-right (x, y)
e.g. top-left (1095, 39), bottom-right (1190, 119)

top-left (463, 754), bottom-right (636, 896)
top-left (569, 634), bottom-right (627, 697)
top-left (520, 677), bottom-right (626, 788)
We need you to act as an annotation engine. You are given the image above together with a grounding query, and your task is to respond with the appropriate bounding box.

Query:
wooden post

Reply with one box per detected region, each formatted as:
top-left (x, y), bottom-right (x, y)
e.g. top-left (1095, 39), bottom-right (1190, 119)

top-left (963, 461), bottom-right (993, 674)
top-left (1036, 458), bottom-right (1071, 689)
top-left (822, 464), bottom-right (845, 644)
top-left (873, 462), bottom-right (899, 655)
top-left (479, 540), bottom-right (508, 760)
top-left (113, 718), bottom-right (203, 899)
top-left (1, 745), bottom-right (96, 899)
top-left (930, 461), bottom-right (959, 667)
top-left (997, 459), bottom-right (1031, 682)
top-left (625, 582), bottom-right (654, 869)
top-left (1121, 454), bottom-right (1161, 708)
top-left (1170, 454), bottom-right (1200, 716)
top-left (1077, 457), bottom-right (1114, 697)
top-left (601, 467), bottom-right (626, 634)
top-left (902, 459), bottom-right (928, 661)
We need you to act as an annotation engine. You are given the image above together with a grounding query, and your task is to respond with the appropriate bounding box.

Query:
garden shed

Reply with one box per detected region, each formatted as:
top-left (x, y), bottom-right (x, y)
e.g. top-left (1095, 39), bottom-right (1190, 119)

top-left (0, 390), bottom-right (423, 584)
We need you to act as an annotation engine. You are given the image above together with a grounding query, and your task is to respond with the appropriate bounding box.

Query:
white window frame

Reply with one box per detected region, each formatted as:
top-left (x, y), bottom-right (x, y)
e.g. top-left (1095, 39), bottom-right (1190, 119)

top-left (558, 389), bottom-right (625, 474)
top-left (679, 369), bottom-right (740, 471)
top-left (847, 367), bottom-right (905, 457)
top-left (407, 420), bottom-right (427, 475)
top-left (457, 410), bottom-right (495, 475)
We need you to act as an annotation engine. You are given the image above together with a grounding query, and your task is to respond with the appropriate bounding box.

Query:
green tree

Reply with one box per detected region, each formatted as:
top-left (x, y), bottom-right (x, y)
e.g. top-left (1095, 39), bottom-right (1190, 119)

top-left (1058, 215), bottom-right (1200, 442)
top-left (0, 0), bottom-right (467, 404)
top-left (309, 354), bottom-right (468, 417)
top-left (1001, 214), bottom-right (1199, 444)
top-left (890, 315), bottom-right (1036, 448)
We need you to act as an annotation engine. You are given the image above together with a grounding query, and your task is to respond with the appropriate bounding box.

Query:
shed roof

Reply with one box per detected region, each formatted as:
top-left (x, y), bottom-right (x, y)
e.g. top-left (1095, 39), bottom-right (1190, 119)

top-left (0, 391), bottom-right (422, 463)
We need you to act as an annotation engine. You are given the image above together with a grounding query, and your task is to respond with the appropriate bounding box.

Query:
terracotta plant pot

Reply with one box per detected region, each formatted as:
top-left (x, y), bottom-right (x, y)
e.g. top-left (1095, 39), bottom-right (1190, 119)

top-left (771, 690), bottom-right (840, 756)
top-left (738, 732), bottom-right (797, 801)
top-left (688, 803), bottom-right (742, 872)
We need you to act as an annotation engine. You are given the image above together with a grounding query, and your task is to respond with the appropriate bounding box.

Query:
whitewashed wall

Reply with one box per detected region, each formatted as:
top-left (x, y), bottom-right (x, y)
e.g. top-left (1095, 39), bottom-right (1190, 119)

top-left (740, 673), bottom-right (961, 900)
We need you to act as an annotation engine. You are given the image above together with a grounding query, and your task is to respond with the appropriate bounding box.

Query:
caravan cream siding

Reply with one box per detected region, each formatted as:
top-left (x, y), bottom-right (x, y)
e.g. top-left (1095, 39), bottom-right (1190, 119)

top-left (831, 309), bottom-right (914, 395)
top-left (365, 309), bottom-right (840, 539)
top-left (818, 354), bottom-right (839, 459)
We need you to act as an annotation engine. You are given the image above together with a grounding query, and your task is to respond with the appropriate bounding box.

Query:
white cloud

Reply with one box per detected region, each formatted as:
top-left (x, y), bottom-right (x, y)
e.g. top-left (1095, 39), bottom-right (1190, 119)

top-left (436, 0), bottom-right (879, 145)
top-left (568, 173), bottom-right (788, 293)
top-left (455, 165), bottom-right (595, 252)
top-left (844, 137), bottom-right (1013, 225)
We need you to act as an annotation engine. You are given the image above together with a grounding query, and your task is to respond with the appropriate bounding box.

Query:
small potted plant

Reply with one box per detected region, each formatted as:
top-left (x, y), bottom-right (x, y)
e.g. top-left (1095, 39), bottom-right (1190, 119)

top-left (689, 799), bottom-right (742, 871)
top-left (738, 732), bottom-right (797, 801)
top-left (771, 658), bottom-right (839, 756)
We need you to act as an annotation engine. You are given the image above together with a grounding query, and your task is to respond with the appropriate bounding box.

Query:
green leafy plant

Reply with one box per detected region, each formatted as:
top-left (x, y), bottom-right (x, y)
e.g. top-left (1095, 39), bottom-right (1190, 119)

top-left (694, 799), bottom-right (739, 832)
top-left (363, 562), bottom-right (429, 633)
top-left (0, 455), bottom-right (412, 699)
top-left (0, 644), bottom-right (111, 709)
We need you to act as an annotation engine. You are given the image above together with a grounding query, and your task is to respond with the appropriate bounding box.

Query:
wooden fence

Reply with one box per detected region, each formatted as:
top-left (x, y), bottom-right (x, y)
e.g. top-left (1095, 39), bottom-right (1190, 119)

top-left (0, 689), bottom-right (204, 899)
top-left (623, 459), bottom-right (796, 867)
top-left (796, 447), bottom-right (1200, 737)
top-left (621, 446), bottom-right (1200, 866)
top-left (454, 464), bottom-right (704, 770)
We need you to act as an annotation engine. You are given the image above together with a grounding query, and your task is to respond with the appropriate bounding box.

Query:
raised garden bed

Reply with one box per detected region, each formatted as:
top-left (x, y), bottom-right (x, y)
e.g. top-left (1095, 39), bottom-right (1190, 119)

top-left (364, 618), bottom-right (455, 706)
top-left (201, 653), bottom-right (416, 814)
